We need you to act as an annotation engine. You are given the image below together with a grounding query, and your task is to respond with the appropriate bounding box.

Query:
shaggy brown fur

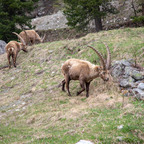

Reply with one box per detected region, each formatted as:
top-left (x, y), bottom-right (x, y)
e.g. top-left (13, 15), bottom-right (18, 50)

top-left (5, 32), bottom-right (27, 68)
top-left (61, 45), bottom-right (111, 97)
top-left (19, 30), bottom-right (45, 45)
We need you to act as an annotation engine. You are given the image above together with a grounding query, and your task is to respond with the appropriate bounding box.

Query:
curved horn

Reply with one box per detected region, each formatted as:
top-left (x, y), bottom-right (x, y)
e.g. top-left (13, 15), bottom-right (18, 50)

top-left (41, 33), bottom-right (46, 42)
top-left (103, 42), bottom-right (111, 70)
top-left (88, 45), bottom-right (106, 70)
top-left (24, 30), bottom-right (29, 45)
top-left (12, 32), bottom-right (26, 46)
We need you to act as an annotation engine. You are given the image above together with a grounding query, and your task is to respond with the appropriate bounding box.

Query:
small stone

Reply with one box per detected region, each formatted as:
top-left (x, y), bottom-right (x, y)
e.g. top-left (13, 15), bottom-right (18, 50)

top-left (116, 136), bottom-right (124, 141)
top-left (117, 125), bottom-right (123, 130)
top-left (31, 87), bottom-right (36, 92)
top-left (48, 50), bottom-right (53, 54)
top-left (22, 102), bottom-right (26, 105)
top-left (75, 140), bottom-right (94, 144)
top-left (138, 83), bottom-right (144, 90)
top-left (15, 109), bottom-right (20, 112)
top-left (27, 117), bottom-right (35, 124)
top-left (11, 77), bottom-right (15, 80)
top-left (133, 88), bottom-right (144, 99)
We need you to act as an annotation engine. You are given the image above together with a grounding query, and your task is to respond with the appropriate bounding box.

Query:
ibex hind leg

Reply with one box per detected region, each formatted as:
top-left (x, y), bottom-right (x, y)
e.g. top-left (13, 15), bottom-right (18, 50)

top-left (62, 79), bottom-right (66, 92)
top-left (86, 82), bottom-right (90, 97)
top-left (7, 54), bottom-right (11, 68)
top-left (77, 80), bottom-right (85, 96)
top-left (12, 54), bottom-right (16, 67)
top-left (65, 75), bottom-right (71, 96)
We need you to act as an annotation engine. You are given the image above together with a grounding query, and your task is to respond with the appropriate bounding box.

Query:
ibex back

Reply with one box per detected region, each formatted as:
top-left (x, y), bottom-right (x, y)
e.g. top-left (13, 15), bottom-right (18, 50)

top-left (19, 30), bottom-right (45, 45)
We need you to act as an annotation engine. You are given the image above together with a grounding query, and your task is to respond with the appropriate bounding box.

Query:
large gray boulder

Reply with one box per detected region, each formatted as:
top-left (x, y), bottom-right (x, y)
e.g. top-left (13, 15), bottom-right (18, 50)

top-left (111, 59), bottom-right (144, 100)
top-left (0, 40), bottom-right (6, 55)
top-left (111, 59), bottom-right (135, 79)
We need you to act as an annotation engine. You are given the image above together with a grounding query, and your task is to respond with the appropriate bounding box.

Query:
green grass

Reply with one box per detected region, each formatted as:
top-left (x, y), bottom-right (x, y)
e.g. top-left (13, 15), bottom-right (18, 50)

top-left (0, 100), bottom-right (144, 144)
top-left (0, 27), bottom-right (144, 143)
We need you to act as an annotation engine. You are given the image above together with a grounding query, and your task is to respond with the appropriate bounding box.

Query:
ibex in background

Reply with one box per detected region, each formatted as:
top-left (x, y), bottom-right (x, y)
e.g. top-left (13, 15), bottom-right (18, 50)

top-left (19, 30), bottom-right (45, 45)
top-left (5, 32), bottom-right (27, 68)
top-left (61, 44), bottom-right (111, 97)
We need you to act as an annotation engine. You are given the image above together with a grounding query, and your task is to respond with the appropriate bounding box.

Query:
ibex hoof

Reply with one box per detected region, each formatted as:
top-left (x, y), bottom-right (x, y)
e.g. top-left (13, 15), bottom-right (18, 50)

top-left (62, 89), bottom-right (66, 92)
top-left (77, 92), bottom-right (80, 96)
top-left (86, 95), bottom-right (89, 98)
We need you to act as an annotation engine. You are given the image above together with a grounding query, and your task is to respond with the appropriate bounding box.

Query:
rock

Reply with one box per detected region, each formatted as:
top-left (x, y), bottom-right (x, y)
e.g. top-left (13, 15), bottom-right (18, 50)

top-left (111, 64), bottom-right (124, 78)
top-left (31, 87), bottom-right (36, 92)
top-left (31, 11), bottom-right (68, 31)
top-left (15, 109), bottom-right (20, 112)
top-left (117, 125), bottom-right (124, 130)
top-left (119, 77), bottom-right (135, 88)
top-left (111, 59), bottom-right (144, 100)
top-left (27, 117), bottom-right (35, 124)
top-left (75, 140), bottom-right (94, 144)
top-left (11, 77), bottom-right (15, 80)
top-left (125, 67), bottom-right (144, 80)
top-left (0, 40), bottom-right (6, 55)
top-left (48, 50), bottom-right (53, 54)
top-left (112, 59), bottom-right (134, 67)
top-left (138, 83), bottom-right (144, 90)
top-left (116, 136), bottom-right (124, 141)
top-left (132, 88), bottom-right (144, 99)
top-left (111, 59), bottom-right (135, 78)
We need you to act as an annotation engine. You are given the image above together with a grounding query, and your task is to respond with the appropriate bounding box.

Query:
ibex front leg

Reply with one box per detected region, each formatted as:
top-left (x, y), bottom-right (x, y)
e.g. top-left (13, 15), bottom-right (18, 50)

top-left (86, 82), bottom-right (90, 97)
top-left (77, 79), bottom-right (85, 96)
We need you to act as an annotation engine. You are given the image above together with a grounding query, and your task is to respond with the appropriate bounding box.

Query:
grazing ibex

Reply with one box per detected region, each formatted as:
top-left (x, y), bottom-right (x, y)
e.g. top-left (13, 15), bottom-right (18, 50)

top-left (19, 30), bottom-right (45, 45)
top-left (5, 32), bottom-right (27, 68)
top-left (61, 44), bottom-right (111, 97)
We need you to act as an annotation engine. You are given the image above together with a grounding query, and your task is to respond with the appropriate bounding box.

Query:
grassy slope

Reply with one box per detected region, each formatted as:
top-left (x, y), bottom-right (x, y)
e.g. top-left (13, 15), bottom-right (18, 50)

top-left (0, 27), bottom-right (144, 144)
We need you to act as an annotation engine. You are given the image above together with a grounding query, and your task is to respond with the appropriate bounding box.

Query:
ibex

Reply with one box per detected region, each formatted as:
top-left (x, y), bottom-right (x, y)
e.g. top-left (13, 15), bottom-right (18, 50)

top-left (19, 30), bottom-right (45, 45)
top-left (61, 44), bottom-right (111, 97)
top-left (5, 32), bottom-right (27, 68)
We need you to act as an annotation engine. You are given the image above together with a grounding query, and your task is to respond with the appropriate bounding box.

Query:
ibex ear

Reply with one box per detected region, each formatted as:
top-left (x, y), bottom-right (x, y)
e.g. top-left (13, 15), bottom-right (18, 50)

top-left (95, 66), bottom-right (101, 72)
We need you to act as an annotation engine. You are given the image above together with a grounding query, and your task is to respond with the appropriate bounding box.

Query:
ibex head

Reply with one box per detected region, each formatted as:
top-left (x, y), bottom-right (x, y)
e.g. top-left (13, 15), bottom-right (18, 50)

top-left (13, 32), bottom-right (27, 52)
top-left (88, 43), bottom-right (111, 82)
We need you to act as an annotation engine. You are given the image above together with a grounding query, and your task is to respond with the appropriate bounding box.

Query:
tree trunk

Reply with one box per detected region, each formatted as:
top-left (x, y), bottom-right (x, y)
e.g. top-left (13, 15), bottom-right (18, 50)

top-left (94, 17), bottom-right (103, 32)
top-left (142, 3), bottom-right (144, 16)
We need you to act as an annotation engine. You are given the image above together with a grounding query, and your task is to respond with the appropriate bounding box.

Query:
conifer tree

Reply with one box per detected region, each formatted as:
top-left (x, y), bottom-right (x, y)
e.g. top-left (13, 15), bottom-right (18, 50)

top-left (0, 0), bottom-right (38, 42)
top-left (63, 0), bottom-right (117, 32)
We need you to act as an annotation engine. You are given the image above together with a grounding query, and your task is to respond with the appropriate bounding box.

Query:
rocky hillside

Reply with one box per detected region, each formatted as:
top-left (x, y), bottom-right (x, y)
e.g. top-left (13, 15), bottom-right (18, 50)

top-left (31, 0), bottom-right (63, 17)
top-left (0, 28), bottom-right (144, 143)
top-left (31, 0), bottom-right (142, 31)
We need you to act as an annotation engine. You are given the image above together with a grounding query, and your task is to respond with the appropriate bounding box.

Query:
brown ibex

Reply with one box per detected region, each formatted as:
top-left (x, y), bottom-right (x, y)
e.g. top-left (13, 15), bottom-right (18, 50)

top-left (19, 30), bottom-right (45, 45)
top-left (5, 32), bottom-right (27, 68)
top-left (61, 44), bottom-right (111, 97)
